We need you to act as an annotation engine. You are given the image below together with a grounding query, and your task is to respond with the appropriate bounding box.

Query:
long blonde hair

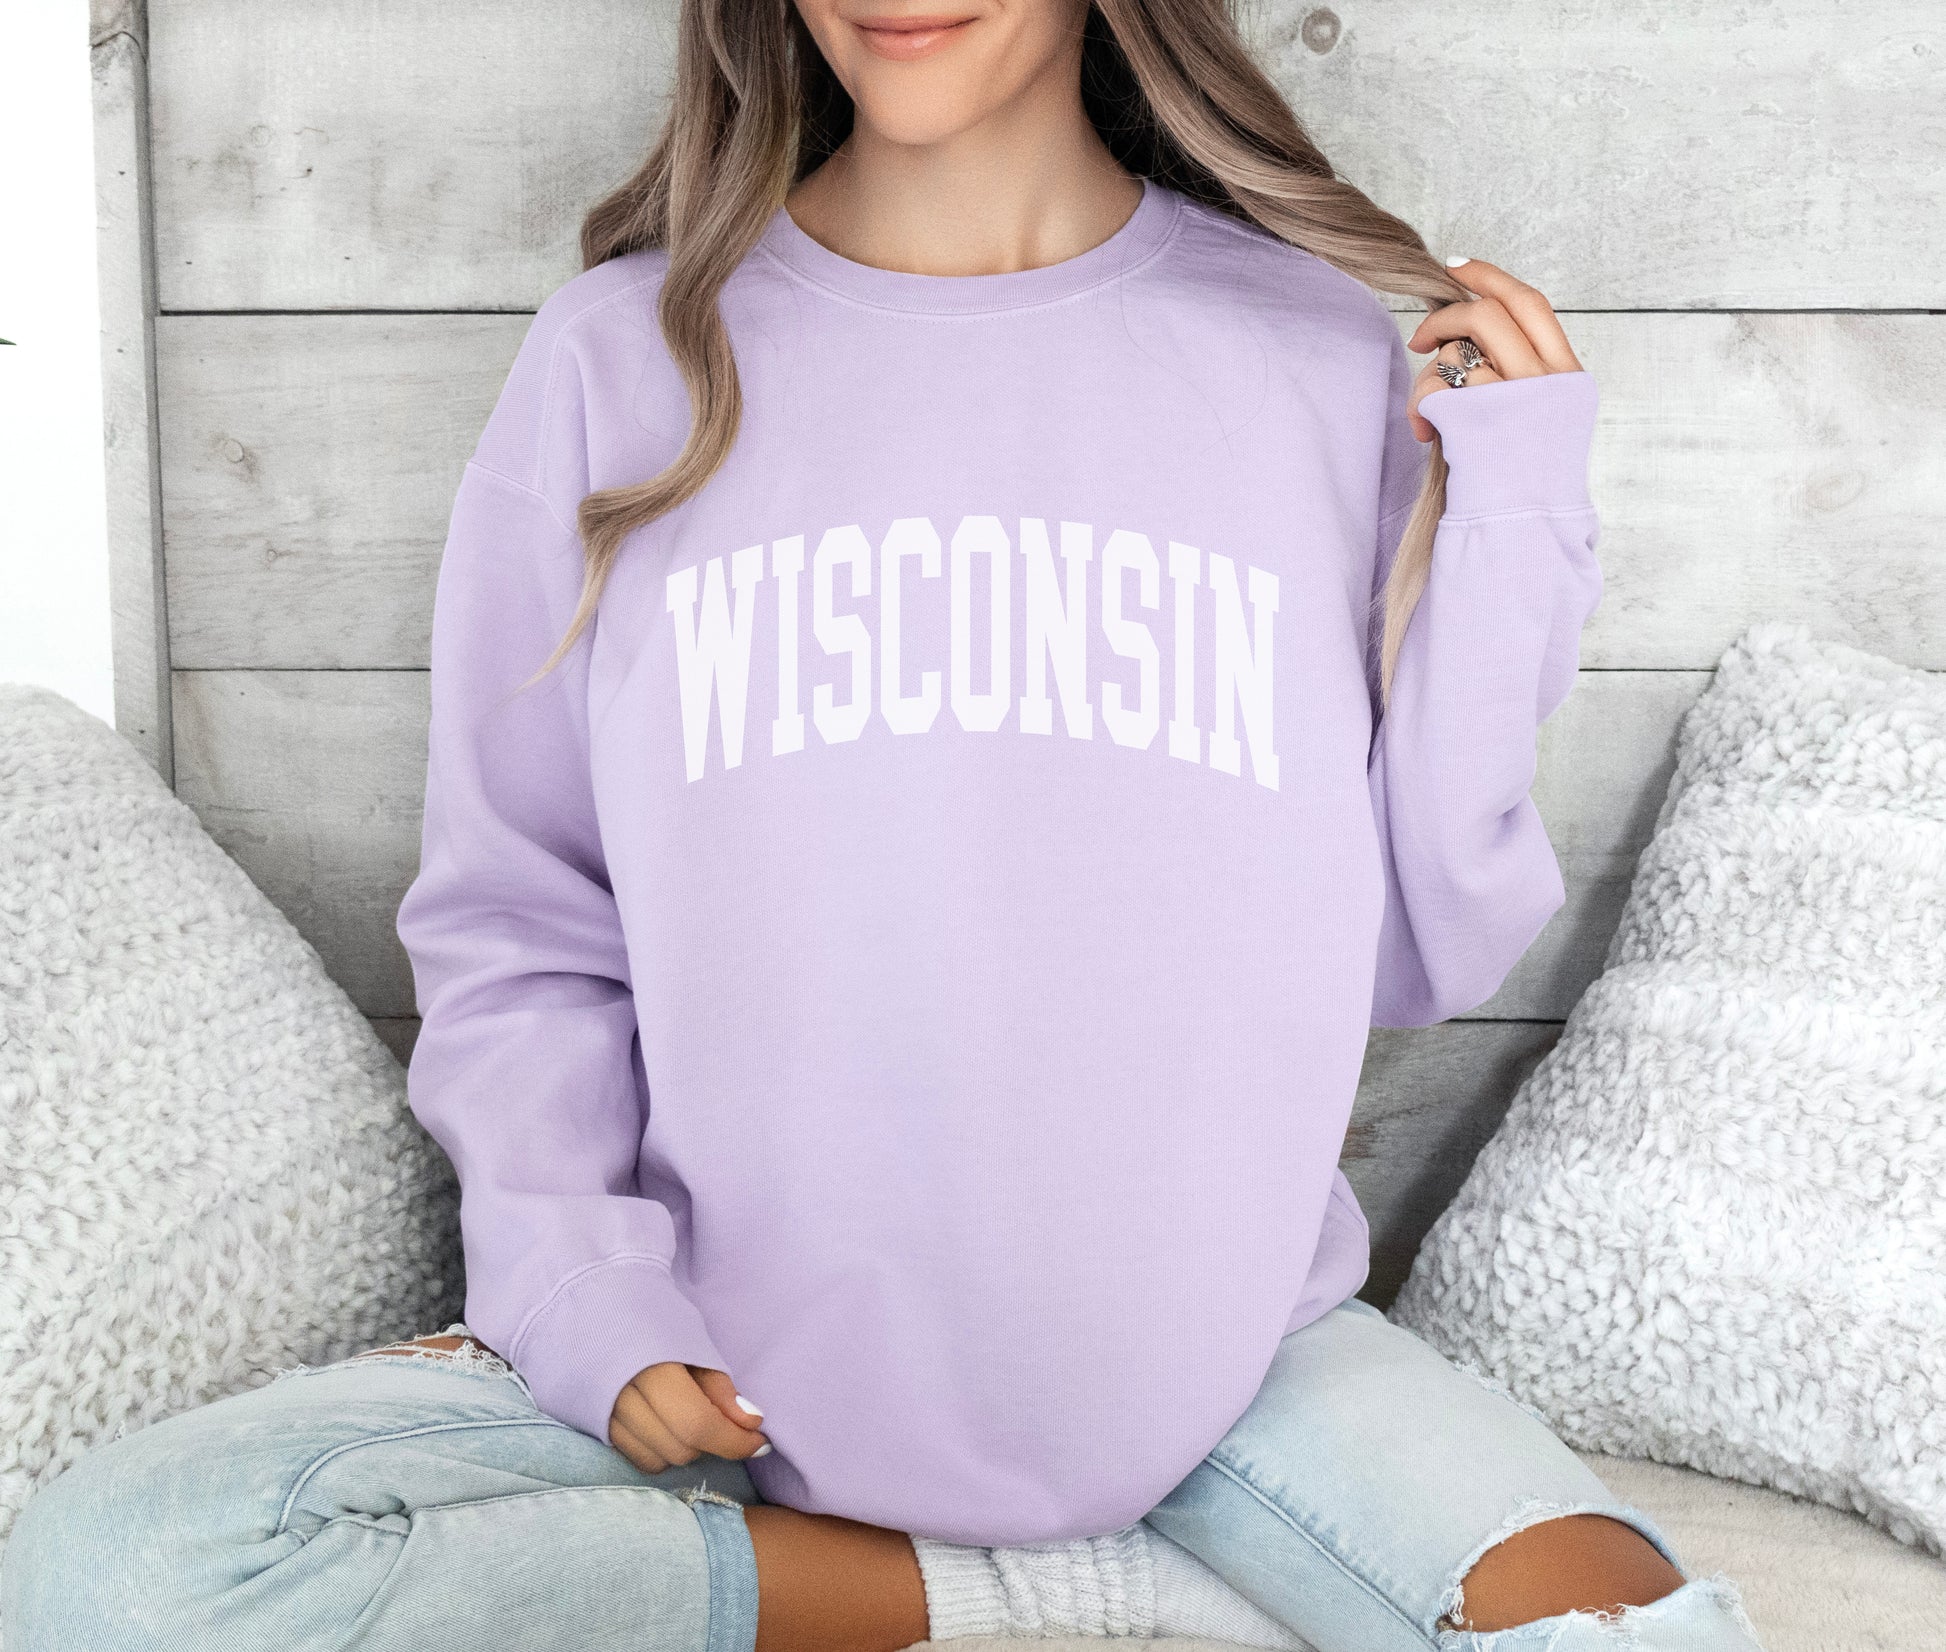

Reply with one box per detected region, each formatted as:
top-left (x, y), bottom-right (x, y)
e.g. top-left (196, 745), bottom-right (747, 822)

top-left (551, 0), bottom-right (1471, 709)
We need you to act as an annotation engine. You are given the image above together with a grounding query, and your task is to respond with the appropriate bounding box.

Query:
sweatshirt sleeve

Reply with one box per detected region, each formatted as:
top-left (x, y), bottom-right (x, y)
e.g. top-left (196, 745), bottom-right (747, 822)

top-left (1365, 334), bottom-right (1605, 1029)
top-left (395, 307), bottom-right (728, 1443)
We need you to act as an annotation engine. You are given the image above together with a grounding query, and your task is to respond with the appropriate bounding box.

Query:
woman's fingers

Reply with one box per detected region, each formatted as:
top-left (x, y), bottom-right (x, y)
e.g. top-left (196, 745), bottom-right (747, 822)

top-left (1408, 296), bottom-right (1549, 380)
top-left (688, 1364), bottom-right (771, 1447)
top-left (1400, 259), bottom-right (1586, 437)
top-left (609, 1408), bottom-right (673, 1475)
top-left (1413, 258), bottom-right (1583, 374)
top-left (645, 1362), bottom-right (774, 1461)
top-left (609, 1362), bottom-right (773, 1474)
top-left (611, 1374), bottom-right (693, 1469)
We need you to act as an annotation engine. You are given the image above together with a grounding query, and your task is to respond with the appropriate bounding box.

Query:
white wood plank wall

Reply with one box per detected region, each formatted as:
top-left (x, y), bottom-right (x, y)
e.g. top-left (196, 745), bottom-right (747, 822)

top-left (139, 1), bottom-right (1946, 1301)
top-left (91, 0), bottom-right (172, 776)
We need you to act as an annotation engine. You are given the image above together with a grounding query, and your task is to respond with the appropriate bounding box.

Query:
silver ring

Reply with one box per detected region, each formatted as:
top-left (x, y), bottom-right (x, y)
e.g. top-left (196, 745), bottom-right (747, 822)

top-left (1433, 336), bottom-right (1488, 388)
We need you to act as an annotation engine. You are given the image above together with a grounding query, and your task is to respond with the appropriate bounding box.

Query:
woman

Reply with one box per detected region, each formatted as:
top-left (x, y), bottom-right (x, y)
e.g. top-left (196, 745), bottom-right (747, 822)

top-left (1, 3), bottom-right (1769, 1649)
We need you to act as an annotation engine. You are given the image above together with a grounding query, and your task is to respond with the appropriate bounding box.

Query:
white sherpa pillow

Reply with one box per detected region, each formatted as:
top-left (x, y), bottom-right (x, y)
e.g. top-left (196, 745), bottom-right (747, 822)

top-left (0, 687), bottom-right (463, 1555)
top-left (1388, 622), bottom-right (1946, 1557)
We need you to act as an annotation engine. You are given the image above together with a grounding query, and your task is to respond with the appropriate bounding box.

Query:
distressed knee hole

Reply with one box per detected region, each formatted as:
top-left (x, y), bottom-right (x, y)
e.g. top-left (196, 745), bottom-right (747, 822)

top-left (273, 1323), bottom-right (523, 1388)
top-left (358, 1322), bottom-right (510, 1370)
top-left (1436, 1505), bottom-right (1687, 1636)
top-left (365, 1334), bottom-right (483, 1361)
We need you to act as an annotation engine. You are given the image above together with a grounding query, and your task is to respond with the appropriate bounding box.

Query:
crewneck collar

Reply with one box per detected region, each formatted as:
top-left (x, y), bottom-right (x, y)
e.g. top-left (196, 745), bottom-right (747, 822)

top-left (754, 176), bottom-right (1182, 315)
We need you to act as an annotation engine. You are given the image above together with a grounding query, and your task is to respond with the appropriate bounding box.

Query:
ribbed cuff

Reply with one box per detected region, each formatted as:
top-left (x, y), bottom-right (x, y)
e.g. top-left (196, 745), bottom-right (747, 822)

top-left (508, 1256), bottom-right (728, 1444)
top-left (990, 1525), bottom-right (1156, 1638)
top-left (1418, 369), bottom-right (1599, 518)
top-left (913, 1527), bottom-right (1160, 1640)
top-left (911, 1539), bottom-right (1009, 1640)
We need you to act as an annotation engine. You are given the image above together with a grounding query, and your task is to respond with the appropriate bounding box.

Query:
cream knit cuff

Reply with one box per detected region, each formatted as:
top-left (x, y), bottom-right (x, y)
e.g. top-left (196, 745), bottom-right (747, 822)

top-left (912, 1524), bottom-right (1158, 1640)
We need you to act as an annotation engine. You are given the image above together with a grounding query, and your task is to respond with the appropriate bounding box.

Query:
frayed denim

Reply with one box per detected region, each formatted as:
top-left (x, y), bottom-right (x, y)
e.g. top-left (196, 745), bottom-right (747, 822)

top-left (1144, 1299), bottom-right (1768, 1651)
top-left (2, 1305), bottom-right (1768, 1651)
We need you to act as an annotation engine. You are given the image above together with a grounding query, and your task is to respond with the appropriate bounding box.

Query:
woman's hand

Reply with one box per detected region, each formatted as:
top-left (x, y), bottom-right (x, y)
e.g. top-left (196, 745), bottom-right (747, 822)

top-left (1403, 258), bottom-right (1585, 442)
top-left (609, 1361), bottom-right (773, 1473)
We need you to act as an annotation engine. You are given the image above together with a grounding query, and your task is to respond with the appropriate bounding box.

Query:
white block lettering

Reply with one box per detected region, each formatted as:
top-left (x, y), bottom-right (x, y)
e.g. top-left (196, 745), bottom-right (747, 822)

top-left (1209, 551), bottom-right (1279, 790)
top-left (1167, 541), bottom-right (1201, 764)
top-left (771, 535), bottom-right (805, 756)
top-left (666, 545), bottom-right (763, 782)
top-left (813, 524), bottom-right (873, 745)
top-left (951, 515), bottom-right (1012, 732)
top-left (880, 516), bottom-right (942, 735)
top-left (1100, 529), bottom-right (1160, 751)
top-left (1020, 518), bottom-right (1093, 738)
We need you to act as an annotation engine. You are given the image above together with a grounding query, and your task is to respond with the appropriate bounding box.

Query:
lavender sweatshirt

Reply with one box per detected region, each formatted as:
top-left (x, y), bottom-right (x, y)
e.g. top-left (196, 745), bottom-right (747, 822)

top-left (396, 177), bottom-right (1603, 1545)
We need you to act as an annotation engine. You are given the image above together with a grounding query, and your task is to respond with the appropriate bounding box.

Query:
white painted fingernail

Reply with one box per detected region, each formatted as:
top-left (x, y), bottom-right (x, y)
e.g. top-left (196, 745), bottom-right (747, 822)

top-left (734, 1394), bottom-right (764, 1416)
top-left (1444, 254), bottom-right (1472, 267)
top-left (752, 1442), bottom-right (774, 1457)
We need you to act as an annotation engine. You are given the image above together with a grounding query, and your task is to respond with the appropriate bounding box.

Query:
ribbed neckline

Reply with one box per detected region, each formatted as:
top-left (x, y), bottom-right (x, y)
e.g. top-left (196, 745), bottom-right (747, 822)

top-left (754, 175), bottom-right (1182, 315)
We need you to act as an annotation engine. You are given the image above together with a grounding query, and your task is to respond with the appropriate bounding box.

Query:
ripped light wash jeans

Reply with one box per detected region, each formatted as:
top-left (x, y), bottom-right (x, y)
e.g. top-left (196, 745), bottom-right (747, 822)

top-left (0, 1298), bottom-right (1769, 1651)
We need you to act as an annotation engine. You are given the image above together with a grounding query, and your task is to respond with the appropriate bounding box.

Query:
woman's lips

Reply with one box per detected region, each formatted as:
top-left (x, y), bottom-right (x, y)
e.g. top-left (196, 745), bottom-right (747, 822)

top-left (851, 14), bottom-right (976, 61)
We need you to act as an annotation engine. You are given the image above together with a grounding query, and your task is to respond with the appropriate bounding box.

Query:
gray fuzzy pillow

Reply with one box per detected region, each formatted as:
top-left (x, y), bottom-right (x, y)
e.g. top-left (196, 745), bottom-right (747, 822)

top-left (0, 687), bottom-right (463, 1558)
top-left (1388, 623), bottom-right (1946, 1557)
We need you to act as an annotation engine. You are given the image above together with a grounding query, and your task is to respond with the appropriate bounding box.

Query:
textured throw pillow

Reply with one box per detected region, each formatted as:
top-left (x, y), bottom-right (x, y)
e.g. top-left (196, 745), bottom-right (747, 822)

top-left (0, 687), bottom-right (463, 1555)
top-left (1389, 622), bottom-right (1945, 1558)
